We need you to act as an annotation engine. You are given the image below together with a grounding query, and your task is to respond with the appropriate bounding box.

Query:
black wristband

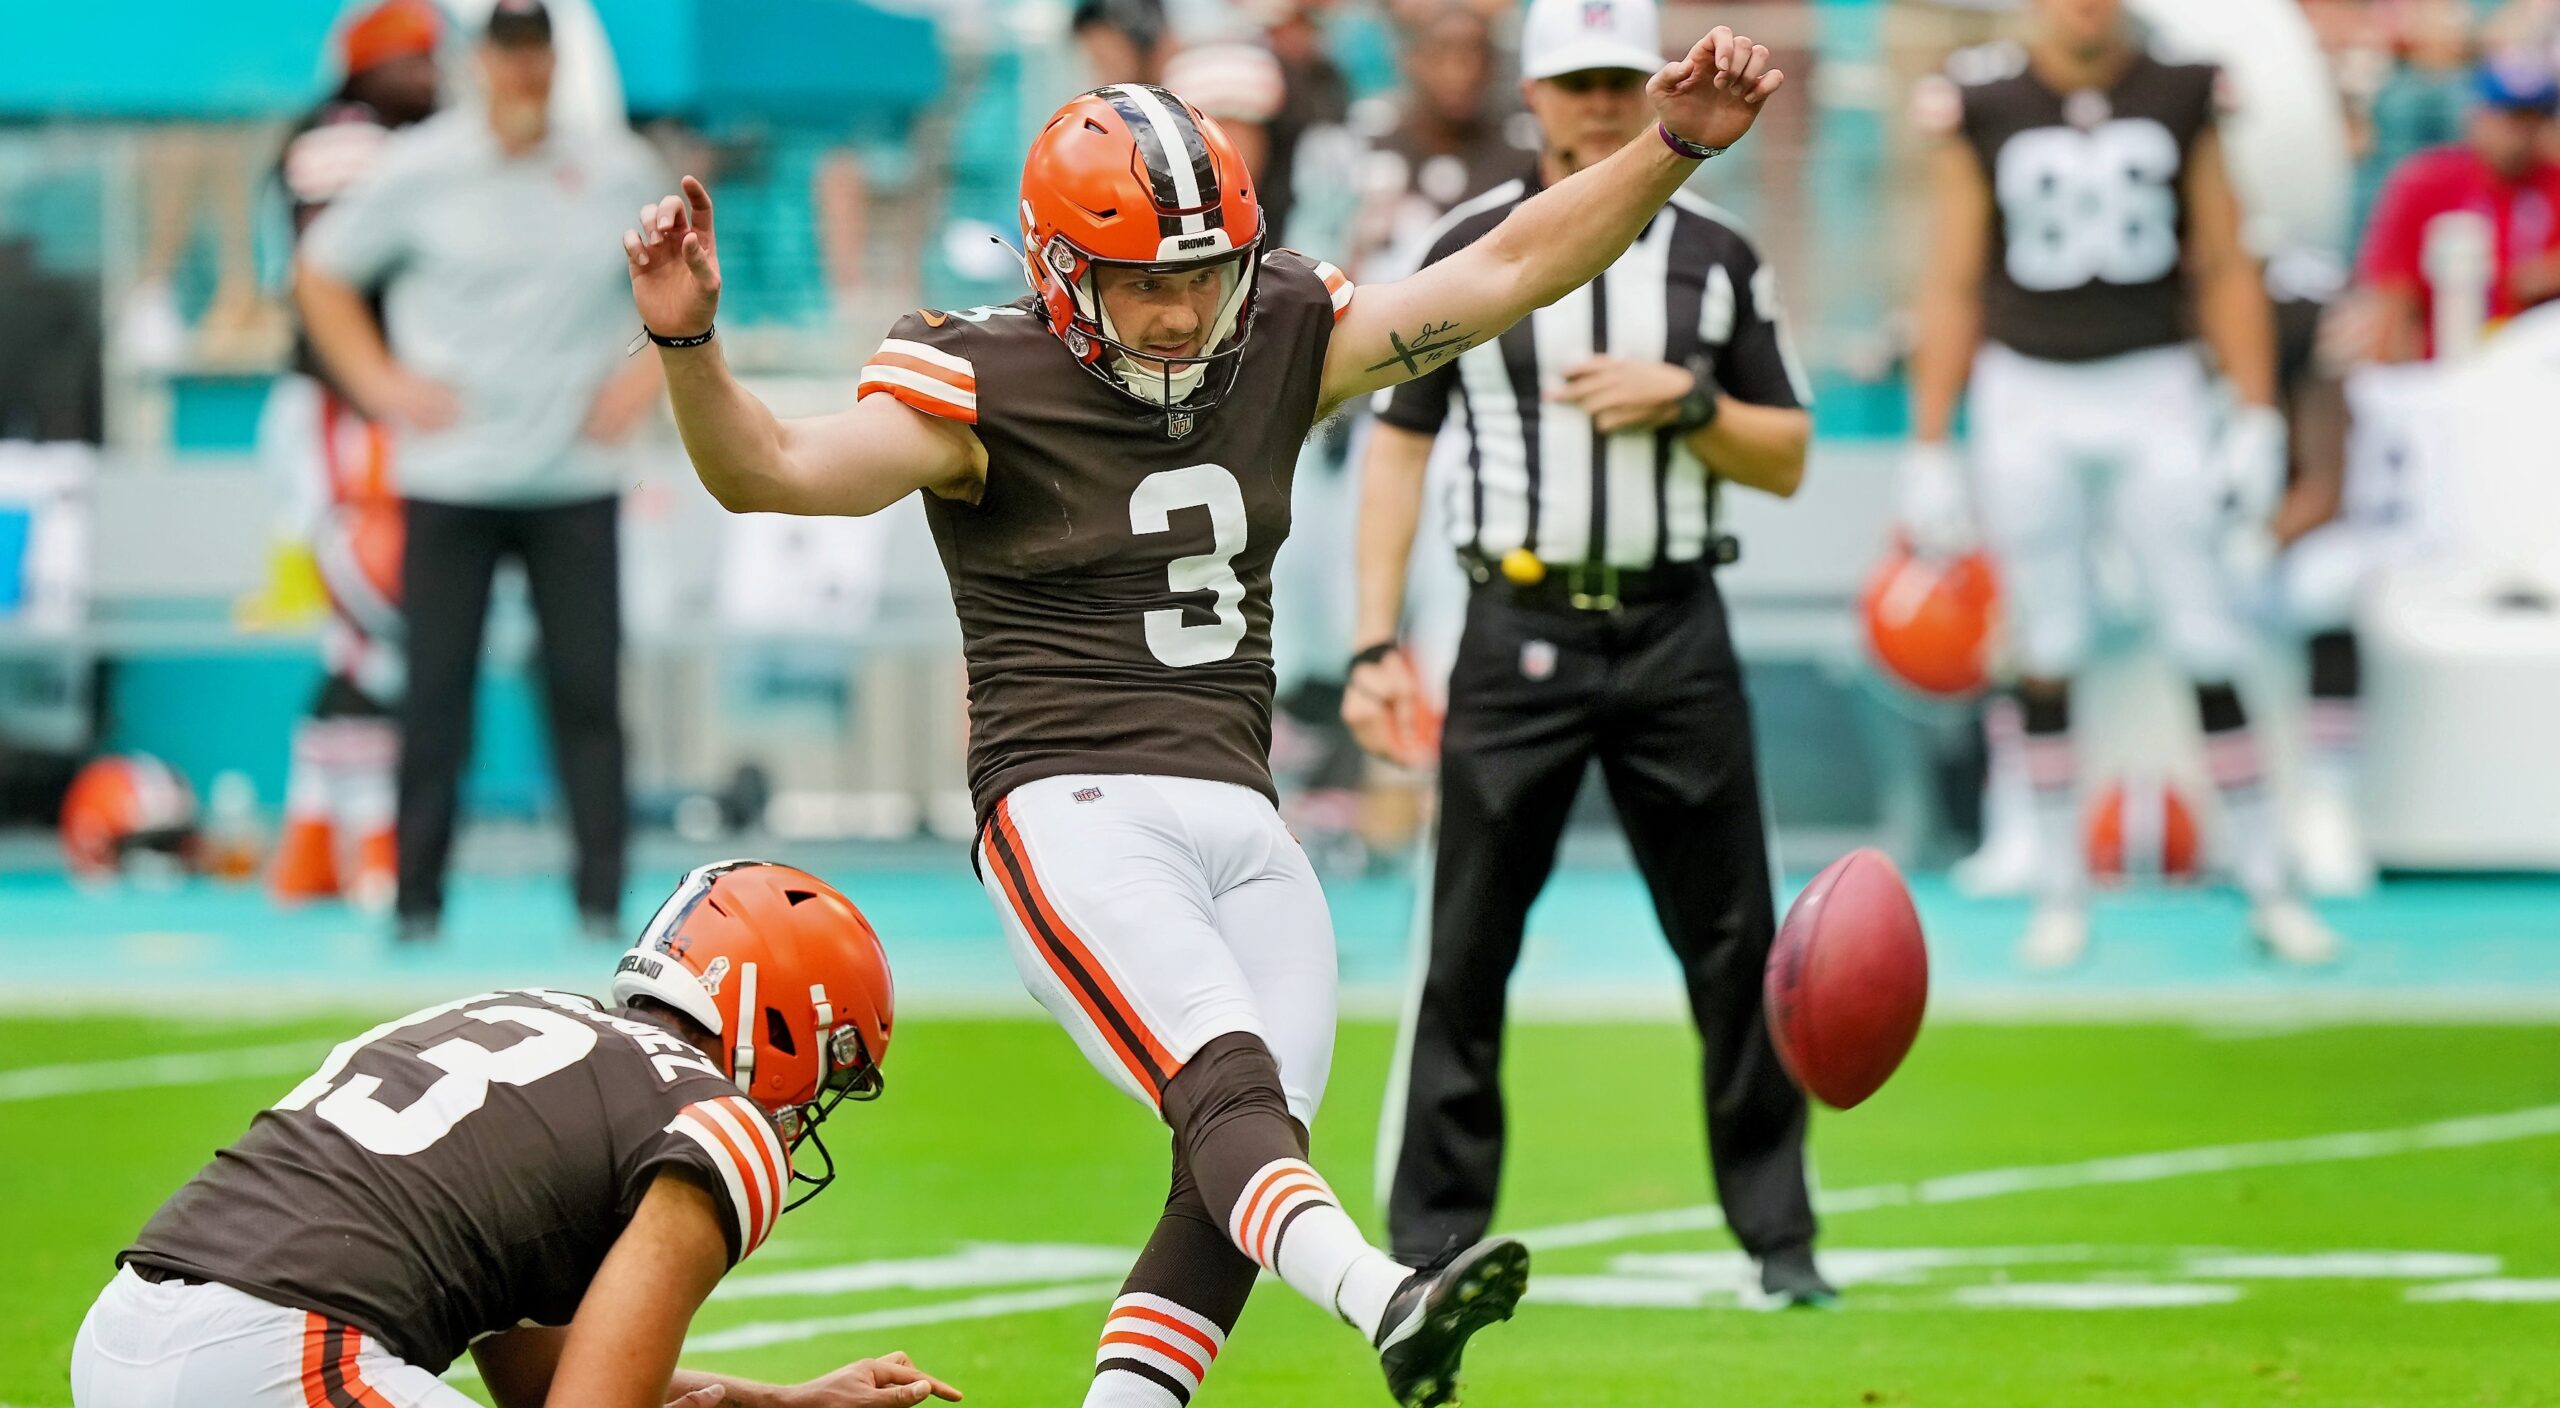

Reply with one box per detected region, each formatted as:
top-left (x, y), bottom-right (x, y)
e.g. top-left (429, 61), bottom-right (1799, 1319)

top-left (1348, 640), bottom-right (1397, 671)
top-left (645, 322), bottom-right (715, 349)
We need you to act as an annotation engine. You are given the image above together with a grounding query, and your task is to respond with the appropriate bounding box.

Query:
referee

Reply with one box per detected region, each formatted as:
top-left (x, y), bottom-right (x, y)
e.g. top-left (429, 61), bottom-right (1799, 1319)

top-left (1343, 0), bottom-right (1830, 1304)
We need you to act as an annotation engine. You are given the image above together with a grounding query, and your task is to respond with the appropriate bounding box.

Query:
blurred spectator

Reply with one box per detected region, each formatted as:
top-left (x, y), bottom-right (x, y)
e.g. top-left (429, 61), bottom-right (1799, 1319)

top-left (122, 125), bottom-right (285, 369)
top-left (260, 0), bottom-right (446, 914)
top-left (2351, 0), bottom-right (2476, 251)
top-left (2358, 53), bottom-right (2560, 360)
top-left (1258, 0), bottom-right (1355, 249)
top-left (1074, 0), bottom-right (1172, 86)
top-left (296, 0), bottom-right (667, 941)
top-left (1161, 41), bottom-right (1289, 180)
top-left (1347, 1), bottom-right (1529, 279)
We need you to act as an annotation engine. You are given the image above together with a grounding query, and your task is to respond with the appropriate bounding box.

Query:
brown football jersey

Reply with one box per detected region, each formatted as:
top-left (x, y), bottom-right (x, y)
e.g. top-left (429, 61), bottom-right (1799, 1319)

top-left (857, 250), bottom-right (1355, 822)
top-left (121, 990), bottom-right (788, 1372)
top-left (1925, 42), bottom-right (2220, 362)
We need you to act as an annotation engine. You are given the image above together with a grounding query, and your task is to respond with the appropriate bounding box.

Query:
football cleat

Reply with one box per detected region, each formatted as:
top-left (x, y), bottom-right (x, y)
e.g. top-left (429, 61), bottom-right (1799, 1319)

top-left (1375, 1237), bottom-right (1530, 1407)
top-left (2251, 897), bottom-right (2342, 966)
top-left (2018, 900), bottom-right (2091, 971)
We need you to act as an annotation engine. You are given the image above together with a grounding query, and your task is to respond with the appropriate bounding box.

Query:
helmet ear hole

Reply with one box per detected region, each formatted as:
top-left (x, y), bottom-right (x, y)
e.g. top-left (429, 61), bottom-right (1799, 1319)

top-left (764, 1006), bottom-right (797, 1056)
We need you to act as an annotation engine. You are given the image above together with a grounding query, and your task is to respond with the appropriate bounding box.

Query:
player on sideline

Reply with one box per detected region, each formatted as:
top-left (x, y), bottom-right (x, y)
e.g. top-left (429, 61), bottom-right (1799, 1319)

top-left (627, 32), bottom-right (1783, 1408)
top-left (72, 862), bottom-right (958, 1408)
top-left (1899, 0), bottom-right (2339, 967)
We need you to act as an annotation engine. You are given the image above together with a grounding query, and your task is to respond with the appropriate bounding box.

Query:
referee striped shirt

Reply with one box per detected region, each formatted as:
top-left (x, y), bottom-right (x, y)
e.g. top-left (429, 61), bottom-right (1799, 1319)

top-left (1375, 178), bottom-right (1811, 569)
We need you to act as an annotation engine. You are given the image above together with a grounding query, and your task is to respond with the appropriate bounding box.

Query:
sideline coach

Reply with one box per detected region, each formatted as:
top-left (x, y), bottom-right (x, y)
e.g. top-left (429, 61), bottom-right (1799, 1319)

top-left (1342, 0), bottom-right (1831, 1304)
top-left (299, 0), bottom-right (667, 940)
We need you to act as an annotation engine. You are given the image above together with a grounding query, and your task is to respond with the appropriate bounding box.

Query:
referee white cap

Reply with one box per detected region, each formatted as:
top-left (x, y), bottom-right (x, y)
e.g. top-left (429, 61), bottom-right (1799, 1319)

top-left (1522, 0), bottom-right (1664, 81)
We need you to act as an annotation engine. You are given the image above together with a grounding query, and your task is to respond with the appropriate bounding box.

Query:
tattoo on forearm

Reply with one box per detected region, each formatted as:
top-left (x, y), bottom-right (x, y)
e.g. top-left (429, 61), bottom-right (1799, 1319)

top-left (1367, 321), bottom-right (1477, 376)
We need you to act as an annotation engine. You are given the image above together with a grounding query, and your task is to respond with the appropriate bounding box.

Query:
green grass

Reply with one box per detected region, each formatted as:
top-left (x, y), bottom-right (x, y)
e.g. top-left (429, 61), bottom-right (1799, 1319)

top-left (8, 1014), bottom-right (2560, 1407)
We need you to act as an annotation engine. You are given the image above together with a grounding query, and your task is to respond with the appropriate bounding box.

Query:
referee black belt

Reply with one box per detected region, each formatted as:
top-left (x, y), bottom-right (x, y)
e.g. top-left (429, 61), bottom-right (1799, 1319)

top-left (1460, 551), bottom-right (1721, 613)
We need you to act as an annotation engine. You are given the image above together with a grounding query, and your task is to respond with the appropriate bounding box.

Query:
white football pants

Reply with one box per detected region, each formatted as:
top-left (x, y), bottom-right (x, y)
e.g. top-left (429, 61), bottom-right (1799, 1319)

top-left (1970, 340), bottom-right (2252, 680)
top-left (977, 773), bottom-right (1338, 1126)
top-left (73, 1266), bottom-right (472, 1408)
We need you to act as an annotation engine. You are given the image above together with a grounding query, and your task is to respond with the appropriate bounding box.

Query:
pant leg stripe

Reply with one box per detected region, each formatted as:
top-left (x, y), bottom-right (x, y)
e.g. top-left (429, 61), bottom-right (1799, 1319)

top-left (985, 813), bottom-right (1166, 1100)
top-left (992, 800), bottom-right (1181, 1089)
top-left (300, 1314), bottom-right (332, 1408)
top-left (335, 1325), bottom-right (399, 1408)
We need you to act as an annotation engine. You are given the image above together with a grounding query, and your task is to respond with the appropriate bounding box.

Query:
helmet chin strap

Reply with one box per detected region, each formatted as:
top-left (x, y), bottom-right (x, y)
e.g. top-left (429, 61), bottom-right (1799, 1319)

top-left (730, 961), bottom-right (759, 1094)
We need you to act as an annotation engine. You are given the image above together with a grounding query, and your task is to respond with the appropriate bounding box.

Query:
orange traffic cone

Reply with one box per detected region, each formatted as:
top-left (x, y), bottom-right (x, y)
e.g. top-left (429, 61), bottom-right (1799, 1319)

top-left (270, 815), bottom-right (342, 903)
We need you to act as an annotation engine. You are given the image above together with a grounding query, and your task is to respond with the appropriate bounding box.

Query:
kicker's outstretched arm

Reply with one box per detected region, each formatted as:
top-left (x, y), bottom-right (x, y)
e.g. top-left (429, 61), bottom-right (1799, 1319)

top-left (626, 176), bottom-right (985, 518)
top-left (1319, 25), bottom-right (1784, 408)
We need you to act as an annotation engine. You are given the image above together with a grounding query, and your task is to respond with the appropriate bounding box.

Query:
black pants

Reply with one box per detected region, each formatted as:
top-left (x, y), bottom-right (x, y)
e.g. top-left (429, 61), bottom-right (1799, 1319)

top-left (396, 496), bottom-right (626, 921)
top-left (1387, 571), bottom-right (1815, 1264)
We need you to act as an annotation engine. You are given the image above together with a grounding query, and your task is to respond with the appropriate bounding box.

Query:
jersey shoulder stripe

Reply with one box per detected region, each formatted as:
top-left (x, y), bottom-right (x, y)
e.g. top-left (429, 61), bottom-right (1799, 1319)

top-left (666, 1095), bottom-right (789, 1257)
top-left (1307, 257), bottom-right (1356, 321)
top-left (860, 334), bottom-right (980, 424)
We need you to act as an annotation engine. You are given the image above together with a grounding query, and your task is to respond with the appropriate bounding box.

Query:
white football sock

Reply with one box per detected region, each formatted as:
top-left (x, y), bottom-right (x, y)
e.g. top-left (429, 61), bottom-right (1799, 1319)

top-left (2023, 728), bottom-right (2083, 903)
top-left (2206, 729), bottom-right (2286, 902)
top-left (1228, 1158), bottom-right (1410, 1342)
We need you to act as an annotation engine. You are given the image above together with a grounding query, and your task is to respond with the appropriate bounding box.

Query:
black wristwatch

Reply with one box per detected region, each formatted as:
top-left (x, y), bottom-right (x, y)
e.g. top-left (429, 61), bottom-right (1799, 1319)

top-left (1671, 363), bottom-right (1720, 433)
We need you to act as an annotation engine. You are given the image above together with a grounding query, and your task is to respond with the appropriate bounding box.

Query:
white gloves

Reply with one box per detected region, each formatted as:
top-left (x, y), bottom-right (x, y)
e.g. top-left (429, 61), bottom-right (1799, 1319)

top-left (1897, 440), bottom-right (1977, 560)
top-left (2218, 403), bottom-right (2288, 527)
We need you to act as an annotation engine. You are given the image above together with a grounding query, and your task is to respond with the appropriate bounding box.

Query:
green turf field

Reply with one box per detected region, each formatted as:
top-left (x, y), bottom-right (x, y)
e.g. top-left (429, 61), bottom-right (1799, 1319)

top-left (7, 1013), bottom-right (2558, 1407)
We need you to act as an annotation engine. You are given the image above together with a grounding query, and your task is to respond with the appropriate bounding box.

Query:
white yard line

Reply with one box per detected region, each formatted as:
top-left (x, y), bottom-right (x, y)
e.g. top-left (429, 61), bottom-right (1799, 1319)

top-left (1516, 1101), bottom-right (2560, 1251)
top-left (0, 1042), bottom-right (320, 1104)
top-left (675, 1100), bottom-right (2560, 1356)
top-left (688, 1282), bottom-right (1127, 1354)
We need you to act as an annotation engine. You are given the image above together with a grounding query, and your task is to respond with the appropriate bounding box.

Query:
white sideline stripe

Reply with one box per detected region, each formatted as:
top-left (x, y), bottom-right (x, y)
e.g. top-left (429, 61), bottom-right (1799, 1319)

top-left (687, 1281), bottom-right (1124, 1354)
top-left (0, 1042), bottom-right (320, 1103)
top-left (1516, 1101), bottom-right (2560, 1251)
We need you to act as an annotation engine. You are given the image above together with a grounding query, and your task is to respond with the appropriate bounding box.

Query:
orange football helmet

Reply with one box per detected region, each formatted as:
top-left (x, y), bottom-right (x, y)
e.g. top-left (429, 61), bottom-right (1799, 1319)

top-left (1862, 542), bottom-right (2001, 697)
top-left (60, 754), bottom-right (198, 881)
top-left (612, 860), bottom-right (895, 1208)
top-left (1019, 83), bottom-right (1265, 422)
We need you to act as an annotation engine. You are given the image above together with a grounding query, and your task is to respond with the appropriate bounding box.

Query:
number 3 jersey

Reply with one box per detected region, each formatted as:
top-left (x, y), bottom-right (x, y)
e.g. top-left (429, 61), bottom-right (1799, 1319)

top-left (1923, 42), bottom-right (2221, 362)
top-left (119, 991), bottom-right (789, 1373)
top-left (858, 250), bottom-right (1354, 823)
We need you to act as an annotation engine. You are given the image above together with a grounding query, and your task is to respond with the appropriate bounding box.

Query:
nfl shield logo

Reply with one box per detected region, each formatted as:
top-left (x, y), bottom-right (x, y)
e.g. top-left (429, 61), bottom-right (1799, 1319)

top-left (1073, 786), bottom-right (1105, 803)
top-left (1584, 0), bottom-right (1614, 27)
top-left (1168, 410), bottom-right (1195, 438)
top-left (1520, 640), bottom-right (1558, 682)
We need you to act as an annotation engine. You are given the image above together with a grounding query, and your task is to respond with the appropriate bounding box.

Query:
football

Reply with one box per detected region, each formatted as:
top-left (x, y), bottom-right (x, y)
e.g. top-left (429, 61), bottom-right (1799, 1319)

top-left (1763, 848), bottom-right (1929, 1110)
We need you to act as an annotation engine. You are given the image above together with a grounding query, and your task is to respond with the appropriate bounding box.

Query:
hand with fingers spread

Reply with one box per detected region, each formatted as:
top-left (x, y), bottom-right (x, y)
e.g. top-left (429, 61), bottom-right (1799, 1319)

top-left (786, 1351), bottom-right (964, 1407)
top-left (1549, 356), bottom-right (1696, 433)
top-left (625, 174), bottom-right (724, 344)
top-left (1650, 25), bottom-right (1784, 154)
